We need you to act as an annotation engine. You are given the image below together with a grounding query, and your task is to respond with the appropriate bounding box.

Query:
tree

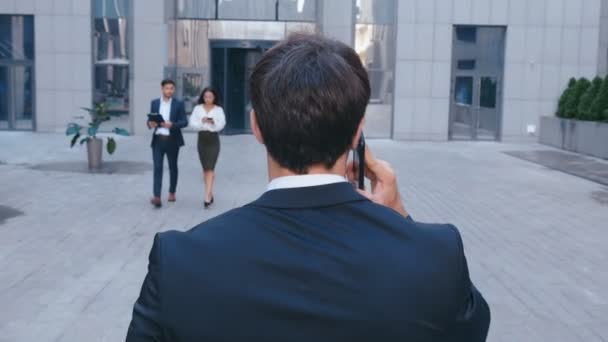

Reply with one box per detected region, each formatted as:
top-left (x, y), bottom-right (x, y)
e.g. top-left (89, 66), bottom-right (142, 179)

top-left (577, 76), bottom-right (603, 120)
top-left (557, 78), bottom-right (577, 117)
top-left (564, 78), bottom-right (591, 118)
top-left (589, 75), bottom-right (608, 121)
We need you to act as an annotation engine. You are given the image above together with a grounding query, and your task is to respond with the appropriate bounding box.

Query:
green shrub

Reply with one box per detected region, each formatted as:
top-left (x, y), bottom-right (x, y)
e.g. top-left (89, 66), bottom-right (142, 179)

top-left (564, 78), bottom-right (591, 118)
top-left (589, 75), bottom-right (608, 121)
top-left (577, 76), bottom-right (603, 120)
top-left (557, 78), bottom-right (576, 117)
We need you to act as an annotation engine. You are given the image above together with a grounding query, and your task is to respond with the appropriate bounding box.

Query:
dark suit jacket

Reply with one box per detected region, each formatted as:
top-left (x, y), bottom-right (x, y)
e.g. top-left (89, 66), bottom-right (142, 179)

top-left (126, 182), bottom-right (490, 341)
top-left (149, 98), bottom-right (188, 147)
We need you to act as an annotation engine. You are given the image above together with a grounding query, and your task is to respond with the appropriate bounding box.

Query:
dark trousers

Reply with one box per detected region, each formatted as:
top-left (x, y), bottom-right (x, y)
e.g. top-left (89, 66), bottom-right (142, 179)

top-left (152, 135), bottom-right (179, 197)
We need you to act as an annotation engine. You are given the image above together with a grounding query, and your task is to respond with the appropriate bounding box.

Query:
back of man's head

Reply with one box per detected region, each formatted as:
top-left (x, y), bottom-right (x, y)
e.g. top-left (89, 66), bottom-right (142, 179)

top-left (250, 33), bottom-right (371, 174)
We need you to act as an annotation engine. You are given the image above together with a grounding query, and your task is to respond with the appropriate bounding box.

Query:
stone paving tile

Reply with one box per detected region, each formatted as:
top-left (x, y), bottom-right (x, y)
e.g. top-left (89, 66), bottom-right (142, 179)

top-left (0, 132), bottom-right (607, 341)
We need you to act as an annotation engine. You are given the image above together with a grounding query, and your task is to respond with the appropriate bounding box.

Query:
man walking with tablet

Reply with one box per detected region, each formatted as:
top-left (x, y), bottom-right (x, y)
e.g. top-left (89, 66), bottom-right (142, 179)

top-left (147, 79), bottom-right (188, 208)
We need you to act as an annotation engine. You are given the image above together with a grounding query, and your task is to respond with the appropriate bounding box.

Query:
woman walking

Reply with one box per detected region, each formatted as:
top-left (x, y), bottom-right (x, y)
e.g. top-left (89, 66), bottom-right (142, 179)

top-left (189, 87), bottom-right (226, 208)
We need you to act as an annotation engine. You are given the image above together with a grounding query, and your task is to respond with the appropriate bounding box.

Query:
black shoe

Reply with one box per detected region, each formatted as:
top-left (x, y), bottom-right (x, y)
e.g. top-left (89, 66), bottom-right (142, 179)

top-left (150, 197), bottom-right (162, 208)
top-left (204, 196), bottom-right (214, 208)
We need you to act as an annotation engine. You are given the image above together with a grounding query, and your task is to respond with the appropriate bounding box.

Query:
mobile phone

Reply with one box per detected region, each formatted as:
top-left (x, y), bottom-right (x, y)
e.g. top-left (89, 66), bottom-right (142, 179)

top-left (353, 133), bottom-right (365, 190)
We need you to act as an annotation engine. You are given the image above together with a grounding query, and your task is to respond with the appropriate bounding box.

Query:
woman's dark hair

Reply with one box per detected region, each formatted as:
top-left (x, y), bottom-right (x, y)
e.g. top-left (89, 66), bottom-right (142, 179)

top-left (250, 33), bottom-right (370, 174)
top-left (161, 79), bottom-right (175, 87)
top-left (198, 87), bottom-right (221, 106)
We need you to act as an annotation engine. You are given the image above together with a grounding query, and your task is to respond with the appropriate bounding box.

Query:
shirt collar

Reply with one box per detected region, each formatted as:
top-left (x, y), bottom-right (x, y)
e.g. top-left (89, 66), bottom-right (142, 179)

top-left (161, 97), bottom-right (172, 104)
top-left (267, 174), bottom-right (347, 192)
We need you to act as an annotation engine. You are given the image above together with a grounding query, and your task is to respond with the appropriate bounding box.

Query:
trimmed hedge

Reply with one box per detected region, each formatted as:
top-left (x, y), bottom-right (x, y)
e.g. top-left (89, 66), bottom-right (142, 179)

top-left (557, 76), bottom-right (608, 122)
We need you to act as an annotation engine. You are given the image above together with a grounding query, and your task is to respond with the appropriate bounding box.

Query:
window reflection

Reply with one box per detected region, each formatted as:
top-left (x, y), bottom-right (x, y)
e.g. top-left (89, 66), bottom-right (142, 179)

top-left (457, 59), bottom-right (476, 70)
top-left (356, 0), bottom-right (394, 24)
top-left (0, 15), bottom-right (34, 60)
top-left (355, 24), bottom-right (394, 103)
top-left (479, 77), bottom-right (497, 108)
top-left (174, 0), bottom-right (316, 22)
top-left (93, 0), bottom-right (129, 115)
top-left (177, 0), bottom-right (216, 19)
top-left (278, 0), bottom-right (316, 21)
top-left (454, 77), bottom-right (473, 106)
top-left (456, 27), bottom-right (477, 43)
top-left (218, 0), bottom-right (276, 20)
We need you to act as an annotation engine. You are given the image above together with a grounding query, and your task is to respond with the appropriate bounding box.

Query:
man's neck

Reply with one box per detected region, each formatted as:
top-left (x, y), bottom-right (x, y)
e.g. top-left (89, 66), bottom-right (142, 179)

top-left (162, 96), bottom-right (172, 102)
top-left (267, 154), bottom-right (348, 182)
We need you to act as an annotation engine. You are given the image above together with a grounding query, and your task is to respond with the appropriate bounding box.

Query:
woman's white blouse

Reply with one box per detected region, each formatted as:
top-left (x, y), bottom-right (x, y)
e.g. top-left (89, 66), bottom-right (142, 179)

top-left (189, 105), bottom-right (226, 132)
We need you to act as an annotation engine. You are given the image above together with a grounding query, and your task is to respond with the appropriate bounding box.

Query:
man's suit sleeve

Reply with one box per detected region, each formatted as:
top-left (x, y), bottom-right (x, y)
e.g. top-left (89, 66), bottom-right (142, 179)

top-left (173, 101), bottom-right (188, 129)
top-left (126, 234), bottom-right (165, 341)
top-left (445, 225), bottom-right (491, 341)
top-left (147, 101), bottom-right (154, 130)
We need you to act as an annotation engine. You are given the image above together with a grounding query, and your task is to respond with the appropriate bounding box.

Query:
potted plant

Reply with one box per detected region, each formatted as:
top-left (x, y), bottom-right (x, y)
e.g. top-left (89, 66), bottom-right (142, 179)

top-left (66, 103), bottom-right (129, 169)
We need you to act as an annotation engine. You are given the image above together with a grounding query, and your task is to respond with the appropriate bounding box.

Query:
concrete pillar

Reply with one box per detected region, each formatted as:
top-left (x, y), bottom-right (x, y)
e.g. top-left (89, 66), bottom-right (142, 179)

top-left (131, 0), bottom-right (166, 135)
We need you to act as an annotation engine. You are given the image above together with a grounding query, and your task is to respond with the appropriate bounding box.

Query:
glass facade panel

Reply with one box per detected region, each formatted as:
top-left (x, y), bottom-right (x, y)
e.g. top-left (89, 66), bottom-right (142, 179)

top-left (176, 0), bottom-right (216, 19)
top-left (454, 77), bottom-right (473, 105)
top-left (0, 15), bottom-right (35, 61)
top-left (479, 77), bottom-right (497, 109)
top-left (355, 23), bottom-right (394, 103)
top-left (0, 15), bottom-right (35, 131)
top-left (0, 67), bottom-right (8, 129)
top-left (278, 0), bottom-right (316, 21)
top-left (94, 0), bottom-right (129, 18)
top-left (218, 0), bottom-right (276, 20)
top-left (94, 0), bottom-right (130, 116)
top-left (356, 0), bottom-right (394, 24)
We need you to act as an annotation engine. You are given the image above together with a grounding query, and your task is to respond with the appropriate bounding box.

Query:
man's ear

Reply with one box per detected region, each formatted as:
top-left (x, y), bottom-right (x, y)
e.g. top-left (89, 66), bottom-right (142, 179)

top-left (250, 110), bottom-right (264, 144)
top-left (351, 118), bottom-right (364, 149)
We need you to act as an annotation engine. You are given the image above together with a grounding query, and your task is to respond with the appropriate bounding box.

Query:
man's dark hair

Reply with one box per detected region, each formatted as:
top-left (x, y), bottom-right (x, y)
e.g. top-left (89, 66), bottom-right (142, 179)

top-left (161, 79), bottom-right (175, 87)
top-left (250, 33), bottom-right (371, 174)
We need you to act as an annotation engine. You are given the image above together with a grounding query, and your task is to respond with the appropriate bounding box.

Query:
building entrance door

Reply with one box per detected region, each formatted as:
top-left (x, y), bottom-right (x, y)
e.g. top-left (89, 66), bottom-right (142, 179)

top-left (210, 40), bottom-right (276, 134)
top-left (0, 15), bottom-right (35, 131)
top-left (449, 26), bottom-right (505, 140)
top-left (0, 64), bottom-right (34, 130)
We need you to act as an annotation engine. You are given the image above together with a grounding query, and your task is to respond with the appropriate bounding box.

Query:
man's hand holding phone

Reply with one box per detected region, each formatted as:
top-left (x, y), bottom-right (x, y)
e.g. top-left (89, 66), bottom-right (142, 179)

top-left (347, 145), bottom-right (408, 218)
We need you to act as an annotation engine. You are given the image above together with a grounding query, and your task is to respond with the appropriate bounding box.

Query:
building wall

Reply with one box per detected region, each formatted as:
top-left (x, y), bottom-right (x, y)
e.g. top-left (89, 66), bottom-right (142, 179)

top-left (131, 0), bottom-right (166, 135)
top-left (0, 0), bottom-right (92, 133)
top-left (393, 0), bottom-right (602, 141)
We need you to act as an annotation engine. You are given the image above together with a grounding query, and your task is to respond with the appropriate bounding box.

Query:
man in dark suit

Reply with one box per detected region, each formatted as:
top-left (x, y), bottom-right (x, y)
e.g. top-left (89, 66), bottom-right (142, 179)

top-left (127, 34), bottom-right (490, 341)
top-left (147, 79), bottom-right (188, 208)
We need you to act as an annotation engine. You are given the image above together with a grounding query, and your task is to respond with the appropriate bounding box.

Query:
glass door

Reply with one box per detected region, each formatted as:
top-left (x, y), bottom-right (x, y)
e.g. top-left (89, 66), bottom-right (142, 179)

top-left (449, 26), bottom-right (505, 140)
top-left (0, 66), bottom-right (8, 129)
top-left (210, 40), bottom-right (275, 134)
top-left (0, 65), bottom-right (34, 130)
top-left (477, 76), bottom-right (500, 140)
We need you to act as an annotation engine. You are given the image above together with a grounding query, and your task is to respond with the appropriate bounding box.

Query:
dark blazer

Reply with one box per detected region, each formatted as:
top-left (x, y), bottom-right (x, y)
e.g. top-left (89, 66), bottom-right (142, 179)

top-left (149, 98), bottom-right (188, 147)
top-left (127, 182), bottom-right (490, 341)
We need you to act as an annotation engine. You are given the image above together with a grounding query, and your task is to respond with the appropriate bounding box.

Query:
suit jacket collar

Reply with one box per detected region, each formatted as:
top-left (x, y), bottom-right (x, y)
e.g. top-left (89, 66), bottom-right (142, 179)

top-left (248, 182), bottom-right (368, 209)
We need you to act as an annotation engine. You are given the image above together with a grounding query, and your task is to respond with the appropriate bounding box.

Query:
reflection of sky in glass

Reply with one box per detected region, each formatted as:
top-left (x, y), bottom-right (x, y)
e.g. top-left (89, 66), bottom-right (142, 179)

top-left (94, 0), bottom-right (129, 18)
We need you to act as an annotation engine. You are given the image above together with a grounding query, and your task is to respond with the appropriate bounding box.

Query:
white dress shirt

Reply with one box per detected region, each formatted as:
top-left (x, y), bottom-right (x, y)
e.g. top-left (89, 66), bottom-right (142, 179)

top-left (189, 105), bottom-right (226, 132)
top-left (267, 174), bottom-right (347, 192)
top-left (156, 97), bottom-right (172, 136)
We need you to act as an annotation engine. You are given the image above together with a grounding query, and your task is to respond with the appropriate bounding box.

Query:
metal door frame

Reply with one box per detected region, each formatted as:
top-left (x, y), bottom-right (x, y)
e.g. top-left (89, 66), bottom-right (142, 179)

top-left (0, 60), bottom-right (36, 131)
top-left (209, 39), bottom-right (276, 134)
top-left (448, 25), bottom-right (505, 141)
top-left (450, 72), bottom-right (502, 140)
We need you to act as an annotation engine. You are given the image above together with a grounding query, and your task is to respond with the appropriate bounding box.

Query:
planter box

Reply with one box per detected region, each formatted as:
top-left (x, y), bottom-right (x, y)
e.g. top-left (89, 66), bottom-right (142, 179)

top-left (539, 116), bottom-right (608, 160)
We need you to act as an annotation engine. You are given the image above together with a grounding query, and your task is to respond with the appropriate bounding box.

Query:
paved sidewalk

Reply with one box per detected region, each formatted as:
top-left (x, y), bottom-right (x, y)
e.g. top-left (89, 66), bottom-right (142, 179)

top-left (0, 132), bottom-right (607, 341)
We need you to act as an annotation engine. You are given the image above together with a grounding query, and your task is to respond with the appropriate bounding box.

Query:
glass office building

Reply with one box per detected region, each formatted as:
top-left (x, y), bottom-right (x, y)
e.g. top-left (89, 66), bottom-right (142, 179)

top-left (1, 0), bottom-right (607, 141)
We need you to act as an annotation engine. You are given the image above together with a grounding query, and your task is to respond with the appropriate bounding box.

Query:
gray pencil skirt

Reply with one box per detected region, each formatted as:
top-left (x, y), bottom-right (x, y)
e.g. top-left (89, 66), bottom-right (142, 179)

top-left (197, 131), bottom-right (220, 171)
